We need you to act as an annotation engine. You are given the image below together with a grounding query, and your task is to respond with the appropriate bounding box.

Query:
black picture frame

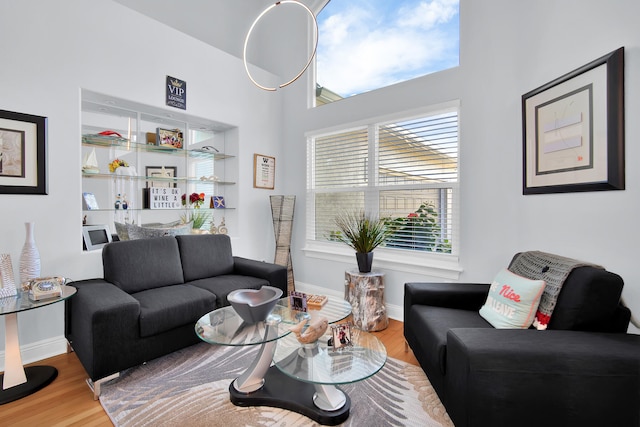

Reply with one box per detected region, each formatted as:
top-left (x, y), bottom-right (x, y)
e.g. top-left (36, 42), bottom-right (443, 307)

top-left (522, 47), bottom-right (624, 194)
top-left (0, 110), bottom-right (47, 195)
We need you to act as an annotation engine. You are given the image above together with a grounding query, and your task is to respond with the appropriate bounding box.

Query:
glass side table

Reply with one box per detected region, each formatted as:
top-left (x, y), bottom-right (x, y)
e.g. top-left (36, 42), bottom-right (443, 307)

top-left (273, 327), bottom-right (387, 417)
top-left (195, 296), bottom-right (357, 425)
top-left (0, 285), bottom-right (77, 405)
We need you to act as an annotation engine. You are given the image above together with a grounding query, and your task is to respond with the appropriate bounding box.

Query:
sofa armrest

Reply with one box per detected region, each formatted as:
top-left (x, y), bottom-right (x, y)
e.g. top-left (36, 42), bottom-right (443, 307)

top-left (445, 328), bottom-right (640, 427)
top-left (233, 257), bottom-right (288, 294)
top-left (404, 282), bottom-right (490, 314)
top-left (65, 278), bottom-right (141, 380)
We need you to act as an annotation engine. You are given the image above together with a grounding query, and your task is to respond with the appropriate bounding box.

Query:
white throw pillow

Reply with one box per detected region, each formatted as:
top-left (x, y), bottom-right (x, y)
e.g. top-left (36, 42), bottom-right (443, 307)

top-left (479, 268), bottom-right (546, 329)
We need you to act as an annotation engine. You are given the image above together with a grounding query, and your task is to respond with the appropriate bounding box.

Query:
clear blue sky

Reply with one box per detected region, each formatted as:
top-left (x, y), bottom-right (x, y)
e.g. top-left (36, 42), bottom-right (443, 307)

top-left (316, 0), bottom-right (459, 97)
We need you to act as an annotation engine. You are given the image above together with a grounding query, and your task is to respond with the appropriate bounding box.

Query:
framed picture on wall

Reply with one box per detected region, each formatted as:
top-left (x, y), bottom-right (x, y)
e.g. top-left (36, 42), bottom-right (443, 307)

top-left (522, 47), bottom-right (624, 194)
top-left (0, 109), bottom-right (47, 195)
top-left (253, 153), bottom-right (275, 189)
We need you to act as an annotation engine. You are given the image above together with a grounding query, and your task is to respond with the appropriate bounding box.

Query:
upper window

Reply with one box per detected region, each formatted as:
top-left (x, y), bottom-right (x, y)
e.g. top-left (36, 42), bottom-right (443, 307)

top-left (306, 103), bottom-right (459, 263)
top-left (315, 0), bottom-right (460, 105)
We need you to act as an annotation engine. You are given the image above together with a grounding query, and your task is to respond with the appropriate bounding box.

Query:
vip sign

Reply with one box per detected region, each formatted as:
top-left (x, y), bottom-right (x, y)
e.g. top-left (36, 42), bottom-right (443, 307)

top-left (166, 76), bottom-right (186, 110)
top-left (150, 187), bottom-right (181, 209)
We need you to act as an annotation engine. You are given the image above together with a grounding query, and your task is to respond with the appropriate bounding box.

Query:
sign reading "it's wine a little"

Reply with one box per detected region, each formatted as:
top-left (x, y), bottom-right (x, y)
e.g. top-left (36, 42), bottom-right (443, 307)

top-left (166, 75), bottom-right (186, 110)
top-left (150, 187), bottom-right (181, 209)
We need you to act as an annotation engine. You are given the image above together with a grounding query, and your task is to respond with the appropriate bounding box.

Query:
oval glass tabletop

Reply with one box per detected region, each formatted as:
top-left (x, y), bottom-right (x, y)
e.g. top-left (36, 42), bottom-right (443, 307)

top-left (195, 305), bottom-right (289, 346)
top-left (0, 286), bottom-right (77, 316)
top-left (272, 328), bottom-right (387, 385)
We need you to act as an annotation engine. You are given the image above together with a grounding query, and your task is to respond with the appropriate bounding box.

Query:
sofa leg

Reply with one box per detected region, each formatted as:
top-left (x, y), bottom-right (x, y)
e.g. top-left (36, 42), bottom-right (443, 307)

top-left (404, 340), bottom-right (409, 352)
top-left (86, 373), bottom-right (120, 400)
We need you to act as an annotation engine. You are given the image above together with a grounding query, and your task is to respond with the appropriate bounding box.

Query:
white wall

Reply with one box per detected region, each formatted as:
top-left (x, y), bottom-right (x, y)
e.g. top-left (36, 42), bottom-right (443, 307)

top-left (0, 0), bottom-right (285, 360)
top-left (281, 0), bottom-right (640, 330)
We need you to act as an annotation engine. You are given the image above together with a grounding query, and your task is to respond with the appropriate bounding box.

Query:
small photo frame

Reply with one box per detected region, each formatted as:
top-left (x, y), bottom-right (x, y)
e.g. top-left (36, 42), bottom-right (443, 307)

top-left (82, 192), bottom-right (99, 210)
top-left (331, 323), bottom-right (352, 350)
top-left (212, 195), bottom-right (225, 208)
top-left (146, 166), bottom-right (177, 188)
top-left (156, 128), bottom-right (184, 149)
top-left (290, 291), bottom-right (308, 312)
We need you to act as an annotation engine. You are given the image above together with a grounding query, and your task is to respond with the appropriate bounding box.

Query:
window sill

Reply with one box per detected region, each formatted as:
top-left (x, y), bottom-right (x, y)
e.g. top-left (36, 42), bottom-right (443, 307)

top-left (302, 241), bottom-right (462, 280)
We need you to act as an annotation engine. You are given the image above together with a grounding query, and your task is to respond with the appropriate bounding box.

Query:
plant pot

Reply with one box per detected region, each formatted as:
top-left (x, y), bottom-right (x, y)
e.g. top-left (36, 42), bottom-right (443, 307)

top-left (356, 252), bottom-right (374, 273)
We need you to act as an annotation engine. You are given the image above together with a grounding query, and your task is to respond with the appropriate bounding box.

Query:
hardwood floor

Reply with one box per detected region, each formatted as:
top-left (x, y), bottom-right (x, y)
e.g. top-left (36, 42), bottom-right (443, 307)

top-left (0, 318), bottom-right (418, 426)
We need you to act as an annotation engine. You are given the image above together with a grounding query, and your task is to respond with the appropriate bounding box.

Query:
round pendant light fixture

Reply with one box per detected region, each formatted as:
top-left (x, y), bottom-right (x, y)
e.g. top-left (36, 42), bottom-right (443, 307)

top-left (243, 1), bottom-right (319, 91)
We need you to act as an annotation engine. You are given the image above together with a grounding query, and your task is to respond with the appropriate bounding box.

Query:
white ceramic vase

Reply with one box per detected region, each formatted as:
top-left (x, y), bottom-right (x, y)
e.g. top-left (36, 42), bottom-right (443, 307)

top-left (19, 222), bottom-right (41, 284)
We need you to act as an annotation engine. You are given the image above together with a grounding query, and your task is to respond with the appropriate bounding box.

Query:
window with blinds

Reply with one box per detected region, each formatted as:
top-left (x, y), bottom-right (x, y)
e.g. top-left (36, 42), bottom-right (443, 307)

top-left (307, 106), bottom-right (459, 255)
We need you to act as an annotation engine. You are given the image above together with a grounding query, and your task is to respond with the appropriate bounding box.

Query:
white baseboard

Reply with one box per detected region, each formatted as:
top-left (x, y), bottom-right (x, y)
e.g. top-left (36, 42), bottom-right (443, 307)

top-left (0, 335), bottom-right (68, 370)
top-left (295, 281), bottom-right (403, 321)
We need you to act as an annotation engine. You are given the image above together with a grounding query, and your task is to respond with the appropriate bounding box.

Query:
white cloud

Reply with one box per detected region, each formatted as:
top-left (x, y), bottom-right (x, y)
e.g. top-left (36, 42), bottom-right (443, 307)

top-left (317, 0), bottom-right (459, 97)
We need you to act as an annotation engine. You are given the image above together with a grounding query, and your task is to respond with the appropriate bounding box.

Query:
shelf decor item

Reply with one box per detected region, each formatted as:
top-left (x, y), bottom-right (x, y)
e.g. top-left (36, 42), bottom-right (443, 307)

top-left (182, 192), bottom-right (205, 208)
top-left (334, 211), bottom-right (392, 273)
top-left (82, 148), bottom-right (99, 174)
top-left (156, 128), bottom-right (183, 149)
top-left (181, 210), bottom-right (209, 231)
top-left (108, 158), bottom-right (129, 173)
top-left (0, 253), bottom-right (17, 298)
top-left (212, 196), bottom-right (225, 208)
top-left (19, 222), bottom-right (41, 284)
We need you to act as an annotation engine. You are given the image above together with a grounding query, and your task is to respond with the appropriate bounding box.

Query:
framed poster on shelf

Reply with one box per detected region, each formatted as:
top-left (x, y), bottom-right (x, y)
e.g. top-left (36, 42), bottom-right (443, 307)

top-left (253, 153), bottom-right (275, 189)
top-left (146, 166), bottom-right (177, 188)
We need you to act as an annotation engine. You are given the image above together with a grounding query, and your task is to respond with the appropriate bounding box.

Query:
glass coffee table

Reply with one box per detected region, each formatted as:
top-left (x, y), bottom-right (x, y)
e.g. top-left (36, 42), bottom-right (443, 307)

top-left (195, 297), bottom-right (387, 425)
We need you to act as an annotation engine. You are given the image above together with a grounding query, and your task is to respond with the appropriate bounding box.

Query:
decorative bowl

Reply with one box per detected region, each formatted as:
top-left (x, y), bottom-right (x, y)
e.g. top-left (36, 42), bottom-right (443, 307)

top-left (227, 286), bottom-right (284, 324)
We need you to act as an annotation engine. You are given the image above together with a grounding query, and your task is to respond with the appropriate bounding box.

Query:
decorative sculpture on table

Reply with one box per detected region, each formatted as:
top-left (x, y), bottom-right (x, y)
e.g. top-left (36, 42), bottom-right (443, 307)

top-left (19, 222), bottom-right (40, 284)
top-left (289, 316), bottom-right (329, 344)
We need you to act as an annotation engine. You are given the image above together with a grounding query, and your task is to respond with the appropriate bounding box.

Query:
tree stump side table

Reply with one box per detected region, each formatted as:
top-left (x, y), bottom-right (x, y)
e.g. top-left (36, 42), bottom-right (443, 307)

top-left (344, 269), bottom-right (389, 331)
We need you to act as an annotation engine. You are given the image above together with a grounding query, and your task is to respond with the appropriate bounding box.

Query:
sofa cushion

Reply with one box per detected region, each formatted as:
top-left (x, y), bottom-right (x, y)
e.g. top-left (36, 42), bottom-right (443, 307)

top-left (479, 268), bottom-right (545, 329)
top-left (548, 266), bottom-right (625, 331)
top-left (103, 237), bottom-right (185, 293)
top-left (176, 234), bottom-right (234, 282)
top-left (407, 305), bottom-right (492, 375)
top-left (131, 284), bottom-right (217, 337)
top-left (190, 275), bottom-right (269, 308)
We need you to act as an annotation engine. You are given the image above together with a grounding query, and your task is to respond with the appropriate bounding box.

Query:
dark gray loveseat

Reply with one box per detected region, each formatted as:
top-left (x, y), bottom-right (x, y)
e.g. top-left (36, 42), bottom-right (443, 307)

top-left (65, 234), bottom-right (287, 398)
top-left (405, 254), bottom-right (640, 427)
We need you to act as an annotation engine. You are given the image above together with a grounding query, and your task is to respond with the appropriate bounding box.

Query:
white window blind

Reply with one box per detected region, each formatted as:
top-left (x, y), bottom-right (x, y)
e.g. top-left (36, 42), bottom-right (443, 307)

top-left (307, 106), bottom-right (459, 256)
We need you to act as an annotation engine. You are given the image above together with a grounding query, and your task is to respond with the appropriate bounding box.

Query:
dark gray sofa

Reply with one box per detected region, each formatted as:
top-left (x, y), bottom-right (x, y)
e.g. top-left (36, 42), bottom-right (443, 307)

top-left (65, 234), bottom-right (287, 397)
top-left (404, 257), bottom-right (640, 427)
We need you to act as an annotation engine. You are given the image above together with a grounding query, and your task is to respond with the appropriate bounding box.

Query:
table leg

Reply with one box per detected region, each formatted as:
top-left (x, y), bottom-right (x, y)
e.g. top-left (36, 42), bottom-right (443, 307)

top-left (0, 312), bottom-right (58, 405)
top-left (3, 313), bottom-right (26, 389)
top-left (313, 384), bottom-right (347, 411)
top-left (233, 317), bottom-right (280, 393)
top-left (233, 338), bottom-right (277, 393)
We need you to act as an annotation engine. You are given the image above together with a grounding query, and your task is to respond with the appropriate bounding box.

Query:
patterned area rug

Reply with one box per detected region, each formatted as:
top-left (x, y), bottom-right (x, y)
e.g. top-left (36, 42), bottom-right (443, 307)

top-left (100, 342), bottom-right (453, 427)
